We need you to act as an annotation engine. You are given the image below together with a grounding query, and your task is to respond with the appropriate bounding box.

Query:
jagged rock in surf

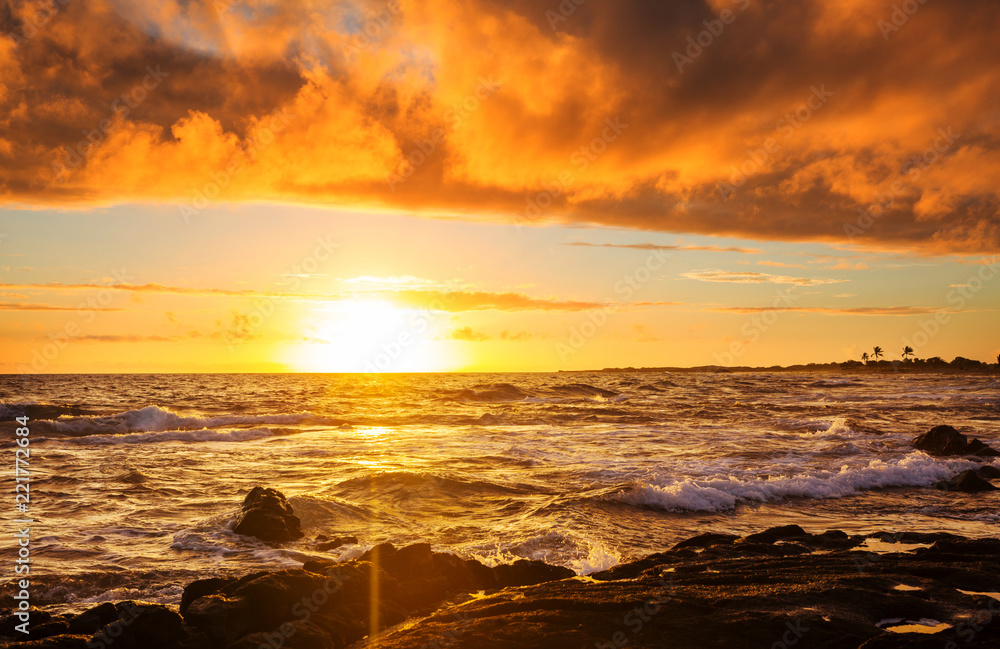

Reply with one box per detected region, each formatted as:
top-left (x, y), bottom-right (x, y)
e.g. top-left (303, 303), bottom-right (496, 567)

top-left (913, 425), bottom-right (1000, 457)
top-left (934, 469), bottom-right (999, 493)
top-left (977, 465), bottom-right (1000, 480)
top-left (315, 535), bottom-right (358, 552)
top-left (232, 486), bottom-right (304, 544)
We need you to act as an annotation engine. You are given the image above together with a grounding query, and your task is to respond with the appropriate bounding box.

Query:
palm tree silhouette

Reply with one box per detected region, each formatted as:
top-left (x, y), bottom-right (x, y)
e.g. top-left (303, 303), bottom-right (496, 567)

top-left (872, 346), bottom-right (883, 362)
top-left (861, 352), bottom-right (869, 364)
top-left (902, 346), bottom-right (914, 361)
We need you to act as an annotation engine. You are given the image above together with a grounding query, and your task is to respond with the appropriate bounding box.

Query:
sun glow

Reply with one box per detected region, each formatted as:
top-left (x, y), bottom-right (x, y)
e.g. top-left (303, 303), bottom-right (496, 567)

top-left (289, 300), bottom-right (462, 372)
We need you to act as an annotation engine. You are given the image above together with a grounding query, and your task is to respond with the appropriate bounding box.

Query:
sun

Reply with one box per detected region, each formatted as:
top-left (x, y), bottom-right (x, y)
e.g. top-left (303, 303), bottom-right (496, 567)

top-left (288, 300), bottom-right (462, 372)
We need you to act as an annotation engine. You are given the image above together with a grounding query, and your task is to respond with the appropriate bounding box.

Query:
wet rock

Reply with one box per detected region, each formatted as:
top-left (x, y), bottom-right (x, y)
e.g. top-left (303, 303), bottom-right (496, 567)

top-left (180, 577), bottom-right (237, 616)
top-left (232, 487), bottom-right (303, 543)
top-left (967, 439), bottom-right (1000, 457)
top-left (11, 528), bottom-right (1000, 649)
top-left (94, 603), bottom-right (185, 649)
top-left (65, 602), bottom-right (118, 635)
top-left (25, 621), bottom-right (70, 640)
top-left (913, 425), bottom-right (1000, 457)
top-left (226, 620), bottom-right (337, 649)
top-left (977, 465), bottom-right (1000, 480)
top-left (934, 470), bottom-right (998, 493)
top-left (373, 530), bottom-right (1000, 649)
top-left (316, 535), bottom-right (358, 552)
top-left (493, 559), bottom-right (574, 588)
top-left (670, 532), bottom-right (738, 550)
top-left (743, 524), bottom-right (810, 543)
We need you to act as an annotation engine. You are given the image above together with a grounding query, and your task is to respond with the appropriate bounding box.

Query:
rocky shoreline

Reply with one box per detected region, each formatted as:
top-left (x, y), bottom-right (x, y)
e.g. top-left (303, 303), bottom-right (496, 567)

top-left (3, 425), bottom-right (998, 648)
top-left (2, 524), bottom-right (999, 648)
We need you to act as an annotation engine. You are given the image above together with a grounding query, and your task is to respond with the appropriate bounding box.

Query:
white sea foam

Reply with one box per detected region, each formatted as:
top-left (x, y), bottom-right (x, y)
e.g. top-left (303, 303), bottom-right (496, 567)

top-left (567, 541), bottom-right (622, 575)
top-left (623, 454), bottom-right (981, 512)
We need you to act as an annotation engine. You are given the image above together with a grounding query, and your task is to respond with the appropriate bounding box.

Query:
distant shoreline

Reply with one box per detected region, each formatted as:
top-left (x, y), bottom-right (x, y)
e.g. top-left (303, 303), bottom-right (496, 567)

top-left (577, 361), bottom-right (1000, 374)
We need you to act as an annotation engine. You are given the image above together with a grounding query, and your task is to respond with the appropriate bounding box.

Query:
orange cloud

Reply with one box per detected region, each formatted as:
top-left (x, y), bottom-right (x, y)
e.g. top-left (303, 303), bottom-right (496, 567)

top-left (757, 260), bottom-right (807, 269)
top-left (449, 326), bottom-right (488, 342)
top-left (394, 290), bottom-right (609, 312)
top-left (566, 242), bottom-right (761, 254)
top-left (1, 0), bottom-right (998, 253)
top-left (681, 270), bottom-right (847, 286)
top-left (0, 302), bottom-right (124, 311)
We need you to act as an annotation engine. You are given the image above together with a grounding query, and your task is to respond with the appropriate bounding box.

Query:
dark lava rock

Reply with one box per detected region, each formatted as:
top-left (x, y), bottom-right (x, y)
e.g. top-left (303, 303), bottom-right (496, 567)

top-left (65, 602), bottom-right (118, 635)
top-left (935, 469), bottom-right (999, 493)
top-left (670, 532), bottom-right (738, 550)
top-left (232, 486), bottom-right (303, 543)
top-left (977, 465), bottom-right (1000, 480)
top-left (743, 524), bottom-right (810, 543)
top-left (913, 425), bottom-right (1000, 457)
top-left (11, 530), bottom-right (1000, 649)
top-left (179, 577), bottom-right (237, 616)
top-left (316, 535), bottom-right (358, 551)
top-left (181, 543), bottom-right (488, 648)
top-left (493, 559), bottom-right (574, 588)
top-left (373, 530), bottom-right (1000, 649)
top-left (0, 603), bottom-right (183, 649)
top-left (226, 620), bottom-right (337, 649)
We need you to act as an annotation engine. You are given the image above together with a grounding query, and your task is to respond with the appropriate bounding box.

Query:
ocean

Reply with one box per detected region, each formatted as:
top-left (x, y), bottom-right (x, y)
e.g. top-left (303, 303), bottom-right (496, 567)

top-left (2, 371), bottom-right (998, 615)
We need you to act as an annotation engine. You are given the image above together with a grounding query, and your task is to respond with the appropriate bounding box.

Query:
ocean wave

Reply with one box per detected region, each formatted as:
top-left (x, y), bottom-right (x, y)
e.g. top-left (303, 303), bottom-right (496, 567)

top-left (37, 405), bottom-right (346, 437)
top-left (438, 381), bottom-right (623, 405)
top-left (64, 427), bottom-right (279, 445)
top-left (770, 417), bottom-right (859, 437)
top-left (619, 454), bottom-right (982, 512)
top-left (440, 383), bottom-right (531, 403)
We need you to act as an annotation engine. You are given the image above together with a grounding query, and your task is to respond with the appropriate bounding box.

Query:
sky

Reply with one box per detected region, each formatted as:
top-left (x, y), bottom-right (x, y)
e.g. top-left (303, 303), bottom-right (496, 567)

top-left (0, 0), bottom-right (998, 372)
